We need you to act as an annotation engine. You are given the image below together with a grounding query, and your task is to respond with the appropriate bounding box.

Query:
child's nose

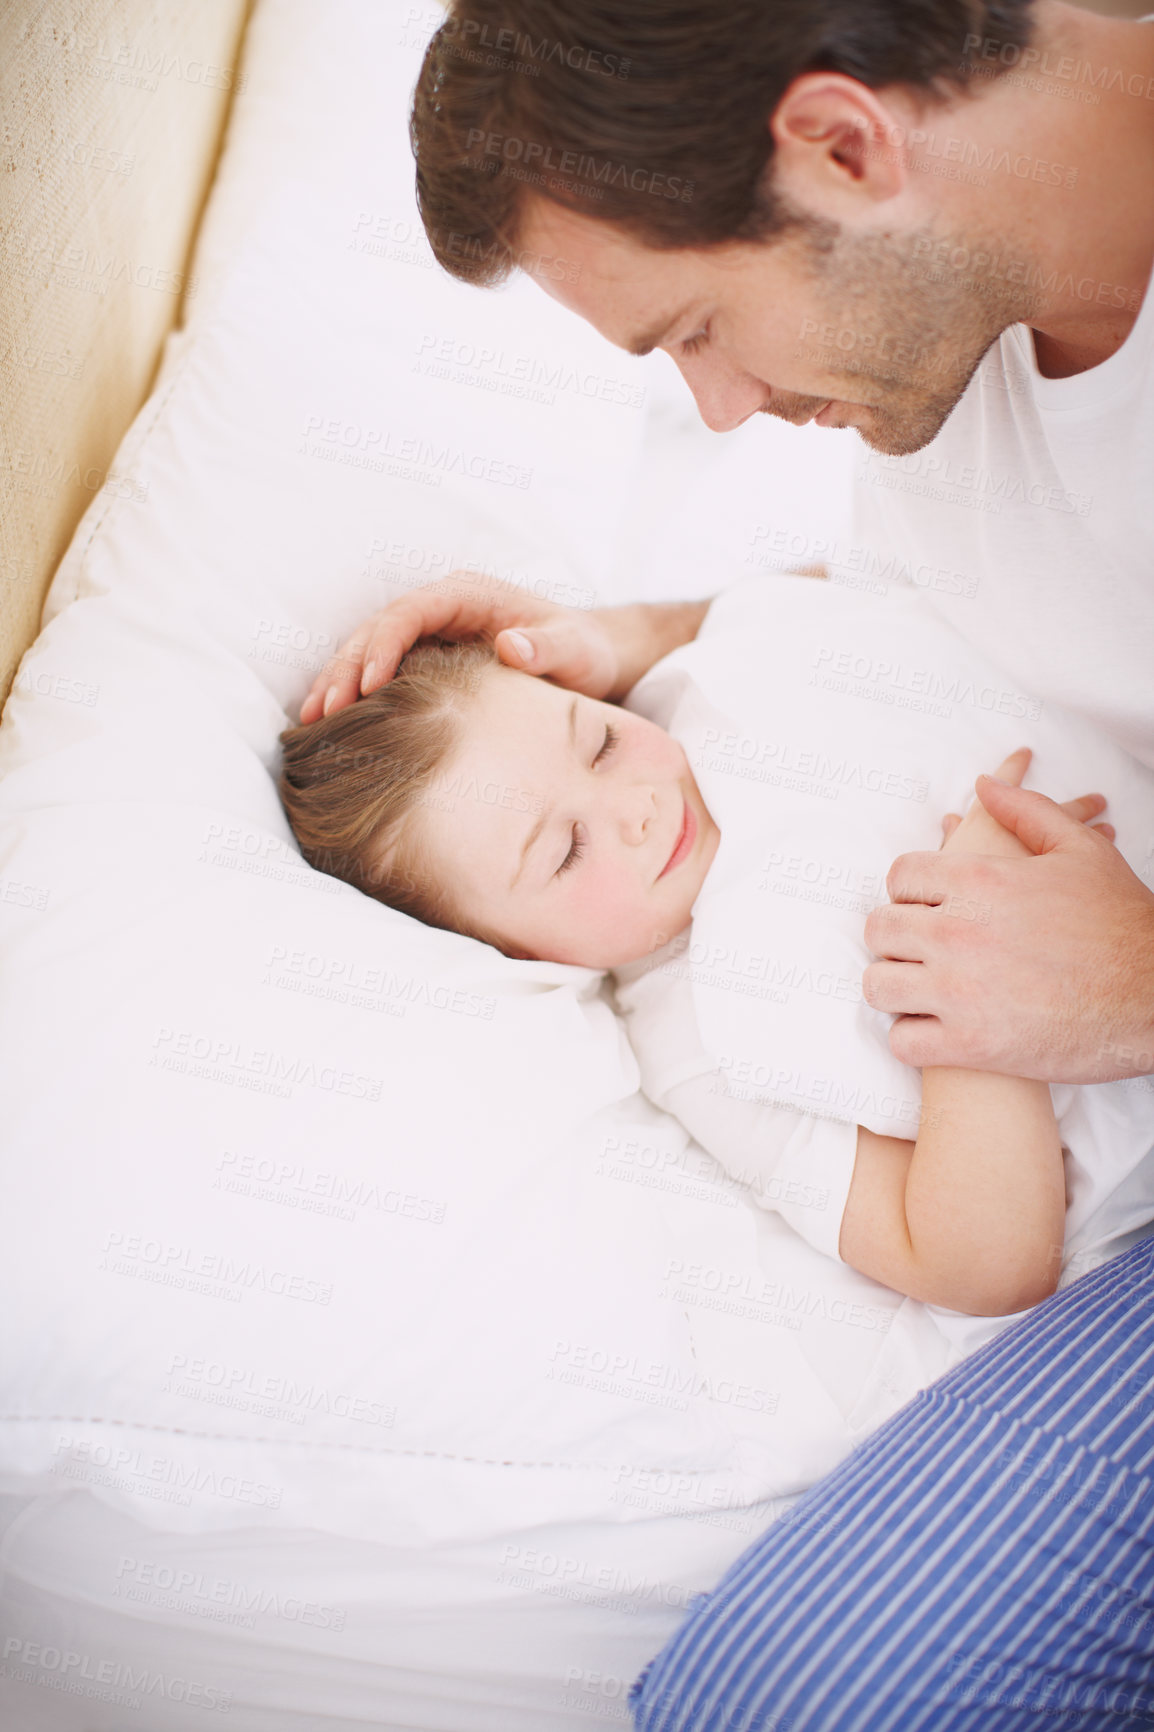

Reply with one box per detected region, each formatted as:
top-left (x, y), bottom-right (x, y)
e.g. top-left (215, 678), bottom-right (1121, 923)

top-left (618, 785), bottom-right (657, 846)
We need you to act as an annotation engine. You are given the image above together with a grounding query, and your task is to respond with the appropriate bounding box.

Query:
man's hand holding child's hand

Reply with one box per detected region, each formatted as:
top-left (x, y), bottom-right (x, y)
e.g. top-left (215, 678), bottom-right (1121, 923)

top-left (938, 747), bottom-right (1114, 858)
top-left (864, 746), bottom-right (1154, 1083)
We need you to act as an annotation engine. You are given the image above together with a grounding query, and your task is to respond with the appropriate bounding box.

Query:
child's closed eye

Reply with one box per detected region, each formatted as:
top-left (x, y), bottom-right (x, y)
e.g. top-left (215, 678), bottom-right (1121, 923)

top-left (557, 827), bottom-right (585, 875)
top-left (556, 724), bottom-right (620, 875)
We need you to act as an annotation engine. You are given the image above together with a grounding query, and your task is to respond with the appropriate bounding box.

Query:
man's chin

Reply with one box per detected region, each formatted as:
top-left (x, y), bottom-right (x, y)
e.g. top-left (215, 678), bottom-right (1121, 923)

top-left (848, 401), bottom-right (958, 458)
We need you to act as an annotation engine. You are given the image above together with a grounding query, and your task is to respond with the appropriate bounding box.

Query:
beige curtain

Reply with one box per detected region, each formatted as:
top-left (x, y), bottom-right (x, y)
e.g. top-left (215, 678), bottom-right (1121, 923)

top-left (0, 0), bottom-right (251, 710)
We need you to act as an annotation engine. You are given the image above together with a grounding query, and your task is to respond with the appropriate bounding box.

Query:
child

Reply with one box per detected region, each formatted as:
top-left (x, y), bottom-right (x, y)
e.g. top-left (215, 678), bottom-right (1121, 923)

top-left (279, 635), bottom-right (1118, 1321)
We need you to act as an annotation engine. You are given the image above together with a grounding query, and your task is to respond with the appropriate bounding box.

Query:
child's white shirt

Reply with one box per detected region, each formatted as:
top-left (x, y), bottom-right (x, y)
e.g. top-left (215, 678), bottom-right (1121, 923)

top-left (612, 934), bottom-right (858, 1264)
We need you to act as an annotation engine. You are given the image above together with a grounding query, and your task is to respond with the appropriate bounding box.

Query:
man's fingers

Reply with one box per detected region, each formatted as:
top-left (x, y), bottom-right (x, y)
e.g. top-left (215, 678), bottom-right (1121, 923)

top-left (884, 850), bottom-right (958, 906)
top-left (495, 617), bottom-right (617, 698)
top-left (863, 901), bottom-right (939, 963)
top-left (888, 1013), bottom-right (952, 1070)
top-left (299, 572), bottom-right (563, 722)
top-left (299, 639), bottom-right (375, 723)
top-left (353, 582), bottom-right (505, 691)
top-left (301, 585), bottom-right (481, 722)
top-left (301, 619), bottom-right (400, 722)
top-left (299, 684), bottom-right (326, 724)
top-left (496, 627), bottom-right (538, 669)
top-left (988, 745), bottom-right (1031, 787)
top-left (975, 777), bottom-right (1097, 856)
top-left (861, 959), bottom-right (935, 1016)
top-left (866, 996), bottom-right (983, 1070)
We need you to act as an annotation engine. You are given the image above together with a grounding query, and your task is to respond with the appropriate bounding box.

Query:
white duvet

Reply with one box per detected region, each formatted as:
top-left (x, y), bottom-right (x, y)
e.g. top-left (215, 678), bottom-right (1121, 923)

top-left (616, 571), bottom-right (1154, 1361)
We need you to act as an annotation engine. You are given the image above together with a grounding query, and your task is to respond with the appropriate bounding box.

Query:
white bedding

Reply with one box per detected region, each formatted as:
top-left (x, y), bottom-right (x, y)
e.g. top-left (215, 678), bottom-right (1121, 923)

top-left (0, 1), bottom-right (883, 1726)
top-left (2, 1), bottom-right (1141, 1728)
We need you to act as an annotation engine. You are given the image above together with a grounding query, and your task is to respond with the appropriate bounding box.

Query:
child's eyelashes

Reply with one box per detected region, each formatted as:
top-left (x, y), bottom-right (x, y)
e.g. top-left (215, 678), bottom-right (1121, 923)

top-left (557, 826), bottom-right (585, 876)
top-left (680, 323), bottom-right (710, 357)
top-left (556, 724), bottom-right (619, 876)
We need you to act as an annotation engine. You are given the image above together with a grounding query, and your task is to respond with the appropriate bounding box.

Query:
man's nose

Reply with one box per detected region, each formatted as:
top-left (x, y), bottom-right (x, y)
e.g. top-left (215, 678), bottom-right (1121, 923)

top-left (677, 356), bottom-right (768, 432)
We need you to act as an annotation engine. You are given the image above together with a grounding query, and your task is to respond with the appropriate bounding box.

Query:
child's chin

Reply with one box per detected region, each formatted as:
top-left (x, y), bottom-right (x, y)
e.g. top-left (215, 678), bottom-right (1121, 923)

top-left (522, 928), bottom-right (679, 971)
top-left (530, 944), bottom-right (624, 971)
top-left (605, 929), bottom-right (684, 970)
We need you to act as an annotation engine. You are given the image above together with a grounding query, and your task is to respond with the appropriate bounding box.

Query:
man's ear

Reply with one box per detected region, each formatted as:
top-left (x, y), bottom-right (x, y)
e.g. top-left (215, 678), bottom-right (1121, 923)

top-left (768, 73), bottom-right (913, 218)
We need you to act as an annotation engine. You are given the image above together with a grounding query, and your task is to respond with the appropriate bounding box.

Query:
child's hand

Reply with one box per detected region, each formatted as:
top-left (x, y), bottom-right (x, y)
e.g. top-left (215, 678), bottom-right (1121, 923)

top-left (939, 747), bottom-right (1115, 859)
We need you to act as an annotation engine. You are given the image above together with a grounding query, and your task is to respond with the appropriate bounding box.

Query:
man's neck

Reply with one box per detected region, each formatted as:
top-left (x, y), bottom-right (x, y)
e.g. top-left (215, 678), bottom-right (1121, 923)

top-left (956, 2), bottom-right (1154, 376)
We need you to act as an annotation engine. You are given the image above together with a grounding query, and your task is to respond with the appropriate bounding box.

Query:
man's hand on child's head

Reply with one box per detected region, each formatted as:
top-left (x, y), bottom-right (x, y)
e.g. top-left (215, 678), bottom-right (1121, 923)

top-left (299, 571), bottom-right (623, 723)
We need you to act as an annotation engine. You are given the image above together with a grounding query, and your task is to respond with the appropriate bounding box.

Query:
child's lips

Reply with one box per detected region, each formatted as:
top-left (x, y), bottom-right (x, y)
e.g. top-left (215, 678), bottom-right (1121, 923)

top-left (658, 797), bottom-right (696, 879)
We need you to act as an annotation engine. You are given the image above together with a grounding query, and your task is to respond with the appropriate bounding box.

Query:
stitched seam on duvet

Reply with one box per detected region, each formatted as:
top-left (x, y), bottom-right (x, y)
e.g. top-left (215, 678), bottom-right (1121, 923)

top-left (1, 1414), bottom-right (737, 1476)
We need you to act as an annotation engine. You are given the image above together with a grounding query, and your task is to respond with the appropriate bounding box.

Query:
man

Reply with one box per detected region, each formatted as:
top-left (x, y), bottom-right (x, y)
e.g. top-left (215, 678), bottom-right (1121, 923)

top-left (305, 0), bottom-right (1154, 1090)
top-left (298, 4), bottom-right (1154, 1725)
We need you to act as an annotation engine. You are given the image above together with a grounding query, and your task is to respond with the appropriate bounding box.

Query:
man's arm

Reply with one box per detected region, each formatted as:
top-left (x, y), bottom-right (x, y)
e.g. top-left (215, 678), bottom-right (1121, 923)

top-left (300, 570), bottom-right (711, 721)
top-left (863, 774), bottom-right (1154, 1084)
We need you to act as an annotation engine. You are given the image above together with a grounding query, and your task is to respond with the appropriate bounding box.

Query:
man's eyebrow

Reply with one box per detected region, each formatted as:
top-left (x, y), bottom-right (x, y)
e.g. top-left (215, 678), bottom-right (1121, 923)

top-left (625, 310), bottom-right (685, 358)
top-left (510, 696), bottom-right (579, 889)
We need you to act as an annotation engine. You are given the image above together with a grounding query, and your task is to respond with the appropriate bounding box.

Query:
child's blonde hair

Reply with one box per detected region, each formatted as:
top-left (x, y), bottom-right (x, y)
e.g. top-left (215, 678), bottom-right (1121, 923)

top-left (278, 637), bottom-right (505, 946)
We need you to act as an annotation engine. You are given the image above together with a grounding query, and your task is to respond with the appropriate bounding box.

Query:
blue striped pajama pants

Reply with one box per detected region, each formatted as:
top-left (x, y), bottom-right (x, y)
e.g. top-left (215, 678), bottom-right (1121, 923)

top-left (631, 1234), bottom-right (1154, 1731)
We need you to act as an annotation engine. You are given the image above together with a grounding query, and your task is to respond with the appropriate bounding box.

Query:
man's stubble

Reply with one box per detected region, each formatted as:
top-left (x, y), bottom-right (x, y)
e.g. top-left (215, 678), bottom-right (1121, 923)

top-left (763, 212), bottom-right (1033, 455)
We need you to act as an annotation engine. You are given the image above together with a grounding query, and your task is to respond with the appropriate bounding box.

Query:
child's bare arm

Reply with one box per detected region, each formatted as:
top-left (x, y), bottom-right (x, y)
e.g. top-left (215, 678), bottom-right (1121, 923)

top-left (838, 748), bottom-right (1114, 1316)
top-left (840, 1070), bottom-right (1064, 1315)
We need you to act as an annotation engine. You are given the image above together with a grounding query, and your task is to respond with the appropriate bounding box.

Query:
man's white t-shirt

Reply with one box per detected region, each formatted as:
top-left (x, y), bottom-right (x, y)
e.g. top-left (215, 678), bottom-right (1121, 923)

top-left (849, 252), bottom-right (1154, 767)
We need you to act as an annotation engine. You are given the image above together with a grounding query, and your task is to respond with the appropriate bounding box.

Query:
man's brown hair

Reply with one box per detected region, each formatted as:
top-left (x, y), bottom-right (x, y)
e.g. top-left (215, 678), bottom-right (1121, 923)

top-left (411, 0), bottom-right (1036, 286)
top-left (278, 637), bottom-right (504, 946)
